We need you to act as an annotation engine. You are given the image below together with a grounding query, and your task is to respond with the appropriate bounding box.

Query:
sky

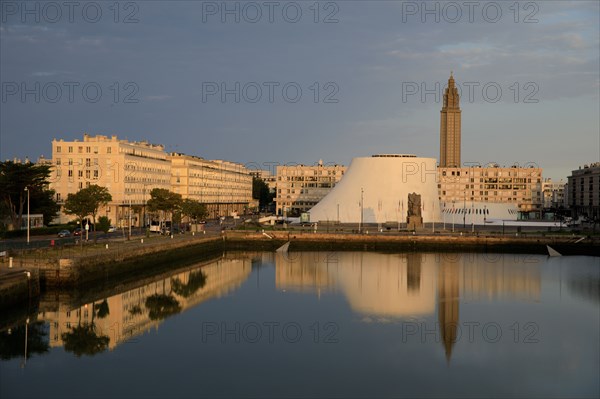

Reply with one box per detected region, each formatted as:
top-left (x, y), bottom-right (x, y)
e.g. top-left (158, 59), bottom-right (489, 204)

top-left (1, 0), bottom-right (599, 180)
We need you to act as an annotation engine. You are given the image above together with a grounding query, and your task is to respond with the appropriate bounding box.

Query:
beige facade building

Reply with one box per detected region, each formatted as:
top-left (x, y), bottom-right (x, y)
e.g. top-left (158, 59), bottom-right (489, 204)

top-left (567, 162), bottom-right (600, 220)
top-left (50, 134), bottom-right (171, 225)
top-left (170, 153), bottom-right (253, 218)
top-left (275, 161), bottom-right (346, 216)
top-left (542, 178), bottom-right (566, 209)
top-left (438, 165), bottom-right (543, 218)
top-left (440, 73), bottom-right (461, 168)
top-left (50, 134), bottom-right (252, 225)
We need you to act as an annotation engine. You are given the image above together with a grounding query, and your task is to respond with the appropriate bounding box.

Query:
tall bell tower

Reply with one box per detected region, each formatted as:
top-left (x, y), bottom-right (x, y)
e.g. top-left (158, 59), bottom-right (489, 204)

top-left (440, 72), bottom-right (461, 167)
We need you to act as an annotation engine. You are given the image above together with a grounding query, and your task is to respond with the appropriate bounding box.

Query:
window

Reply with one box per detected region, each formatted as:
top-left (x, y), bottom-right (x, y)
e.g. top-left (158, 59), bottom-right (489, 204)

top-left (56, 146), bottom-right (62, 153)
top-left (78, 170), bottom-right (83, 178)
top-left (68, 170), bottom-right (73, 177)
top-left (68, 146), bottom-right (73, 153)
top-left (56, 159), bottom-right (61, 165)
top-left (107, 147), bottom-right (112, 154)
top-left (78, 146), bottom-right (83, 153)
top-left (86, 146), bottom-right (91, 153)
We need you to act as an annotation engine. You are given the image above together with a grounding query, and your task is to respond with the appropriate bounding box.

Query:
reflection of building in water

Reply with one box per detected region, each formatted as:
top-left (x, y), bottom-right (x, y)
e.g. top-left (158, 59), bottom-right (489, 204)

top-left (276, 252), bottom-right (437, 317)
top-left (458, 255), bottom-right (541, 302)
top-left (39, 256), bottom-right (251, 350)
top-left (438, 258), bottom-right (459, 362)
top-left (276, 251), bottom-right (541, 362)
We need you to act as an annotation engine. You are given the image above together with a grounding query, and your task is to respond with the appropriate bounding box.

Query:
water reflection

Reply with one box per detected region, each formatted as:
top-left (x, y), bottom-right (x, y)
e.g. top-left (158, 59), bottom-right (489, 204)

top-left (276, 252), bottom-right (542, 361)
top-left (36, 254), bottom-right (252, 354)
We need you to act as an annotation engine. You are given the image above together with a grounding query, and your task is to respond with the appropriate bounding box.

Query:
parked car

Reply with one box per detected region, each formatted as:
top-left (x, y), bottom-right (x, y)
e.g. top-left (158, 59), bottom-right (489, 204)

top-left (57, 230), bottom-right (71, 238)
top-left (73, 228), bottom-right (83, 236)
top-left (107, 226), bottom-right (117, 233)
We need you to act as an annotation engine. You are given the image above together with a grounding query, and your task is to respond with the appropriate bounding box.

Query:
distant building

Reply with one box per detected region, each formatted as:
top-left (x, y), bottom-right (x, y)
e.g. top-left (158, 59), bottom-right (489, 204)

top-left (50, 134), bottom-right (171, 225)
top-left (567, 162), bottom-right (600, 220)
top-left (275, 160), bottom-right (346, 216)
top-left (439, 72), bottom-right (461, 168)
top-left (50, 134), bottom-right (252, 224)
top-left (170, 153), bottom-right (252, 218)
top-left (438, 165), bottom-right (543, 219)
top-left (309, 155), bottom-right (440, 224)
top-left (542, 178), bottom-right (566, 209)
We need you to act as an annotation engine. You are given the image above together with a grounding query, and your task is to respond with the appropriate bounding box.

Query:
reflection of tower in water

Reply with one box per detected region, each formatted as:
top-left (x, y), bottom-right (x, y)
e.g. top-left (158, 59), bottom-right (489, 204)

top-left (406, 253), bottom-right (422, 294)
top-left (437, 258), bottom-right (460, 363)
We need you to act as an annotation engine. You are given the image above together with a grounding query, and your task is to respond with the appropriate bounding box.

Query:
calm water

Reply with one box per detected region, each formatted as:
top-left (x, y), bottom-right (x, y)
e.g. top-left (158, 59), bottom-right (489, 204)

top-left (1, 251), bottom-right (599, 398)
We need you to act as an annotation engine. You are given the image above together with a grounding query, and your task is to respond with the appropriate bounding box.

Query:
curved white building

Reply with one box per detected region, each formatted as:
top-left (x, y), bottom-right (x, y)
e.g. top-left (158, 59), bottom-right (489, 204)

top-left (309, 155), bottom-right (441, 224)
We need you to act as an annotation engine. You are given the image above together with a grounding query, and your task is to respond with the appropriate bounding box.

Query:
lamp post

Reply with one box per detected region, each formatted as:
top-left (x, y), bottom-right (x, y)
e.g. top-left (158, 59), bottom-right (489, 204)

top-left (463, 190), bottom-right (466, 229)
top-left (471, 201), bottom-right (475, 233)
top-left (24, 187), bottom-right (30, 244)
top-left (359, 188), bottom-right (364, 234)
top-left (452, 201), bottom-right (455, 233)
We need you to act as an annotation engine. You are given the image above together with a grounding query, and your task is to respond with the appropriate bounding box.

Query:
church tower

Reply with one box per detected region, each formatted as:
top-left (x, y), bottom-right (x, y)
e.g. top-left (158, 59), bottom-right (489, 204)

top-left (440, 72), bottom-right (461, 167)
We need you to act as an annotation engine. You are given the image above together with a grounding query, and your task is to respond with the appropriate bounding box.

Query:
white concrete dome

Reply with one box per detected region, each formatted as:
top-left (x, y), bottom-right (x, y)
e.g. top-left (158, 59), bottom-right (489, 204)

top-left (309, 155), bottom-right (441, 224)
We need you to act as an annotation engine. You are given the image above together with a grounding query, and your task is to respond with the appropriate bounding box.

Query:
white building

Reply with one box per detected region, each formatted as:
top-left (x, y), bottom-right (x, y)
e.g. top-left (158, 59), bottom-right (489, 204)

top-left (309, 155), bottom-right (441, 224)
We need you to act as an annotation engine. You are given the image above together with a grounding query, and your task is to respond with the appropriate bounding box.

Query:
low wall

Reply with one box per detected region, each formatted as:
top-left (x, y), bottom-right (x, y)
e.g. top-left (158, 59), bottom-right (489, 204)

top-left (223, 231), bottom-right (599, 255)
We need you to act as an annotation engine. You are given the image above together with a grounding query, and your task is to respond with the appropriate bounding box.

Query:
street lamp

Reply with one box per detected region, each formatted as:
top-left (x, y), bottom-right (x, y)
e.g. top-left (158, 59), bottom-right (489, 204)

top-left (452, 201), bottom-right (455, 233)
top-left (359, 188), bottom-right (364, 234)
top-left (24, 187), bottom-right (30, 245)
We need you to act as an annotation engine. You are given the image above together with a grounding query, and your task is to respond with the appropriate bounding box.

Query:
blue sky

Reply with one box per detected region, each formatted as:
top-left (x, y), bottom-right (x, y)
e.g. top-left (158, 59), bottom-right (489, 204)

top-left (1, 1), bottom-right (598, 180)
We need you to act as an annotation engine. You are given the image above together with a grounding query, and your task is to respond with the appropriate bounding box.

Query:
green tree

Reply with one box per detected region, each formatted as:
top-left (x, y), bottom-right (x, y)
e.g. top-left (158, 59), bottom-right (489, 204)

top-left (96, 216), bottom-right (111, 235)
top-left (252, 177), bottom-right (274, 209)
top-left (181, 198), bottom-right (208, 223)
top-left (63, 185), bottom-right (112, 243)
top-left (0, 161), bottom-right (55, 230)
top-left (147, 189), bottom-right (182, 231)
top-left (29, 186), bottom-right (61, 226)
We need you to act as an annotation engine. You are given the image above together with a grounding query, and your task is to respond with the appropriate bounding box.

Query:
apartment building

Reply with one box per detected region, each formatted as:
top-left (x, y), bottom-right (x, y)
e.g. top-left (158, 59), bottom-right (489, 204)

top-left (50, 134), bottom-right (171, 225)
top-left (275, 161), bottom-right (346, 216)
top-left (50, 134), bottom-right (253, 224)
top-left (438, 165), bottom-right (543, 218)
top-left (542, 178), bottom-right (566, 209)
top-left (169, 153), bottom-right (253, 218)
top-left (567, 162), bottom-right (600, 220)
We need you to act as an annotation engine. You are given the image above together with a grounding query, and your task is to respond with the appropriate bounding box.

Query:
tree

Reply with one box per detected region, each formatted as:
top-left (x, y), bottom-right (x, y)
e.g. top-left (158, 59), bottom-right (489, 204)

top-left (181, 198), bottom-right (208, 223)
top-left (29, 186), bottom-right (60, 226)
top-left (252, 177), bottom-right (274, 210)
top-left (63, 185), bottom-right (112, 243)
top-left (147, 189), bottom-right (182, 231)
top-left (0, 161), bottom-right (55, 230)
top-left (96, 216), bottom-right (111, 235)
